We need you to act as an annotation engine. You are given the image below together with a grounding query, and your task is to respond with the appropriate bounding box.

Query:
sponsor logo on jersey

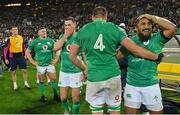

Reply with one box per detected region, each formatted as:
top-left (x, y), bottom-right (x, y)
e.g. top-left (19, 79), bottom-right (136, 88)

top-left (42, 45), bottom-right (48, 50)
top-left (38, 42), bottom-right (41, 45)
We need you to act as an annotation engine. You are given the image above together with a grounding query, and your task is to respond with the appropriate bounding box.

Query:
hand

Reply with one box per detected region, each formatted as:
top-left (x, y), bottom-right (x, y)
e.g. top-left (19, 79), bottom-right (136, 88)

top-left (31, 60), bottom-right (38, 67)
top-left (5, 59), bottom-right (9, 64)
top-left (138, 14), bottom-right (153, 20)
top-left (138, 14), bottom-right (159, 23)
top-left (24, 55), bottom-right (27, 59)
top-left (51, 60), bottom-right (56, 65)
top-left (64, 28), bottom-right (72, 37)
top-left (81, 69), bottom-right (87, 82)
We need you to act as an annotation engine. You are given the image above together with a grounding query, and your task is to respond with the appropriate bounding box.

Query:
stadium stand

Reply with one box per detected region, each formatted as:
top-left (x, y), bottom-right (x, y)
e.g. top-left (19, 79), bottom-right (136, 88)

top-left (0, 0), bottom-right (179, 38)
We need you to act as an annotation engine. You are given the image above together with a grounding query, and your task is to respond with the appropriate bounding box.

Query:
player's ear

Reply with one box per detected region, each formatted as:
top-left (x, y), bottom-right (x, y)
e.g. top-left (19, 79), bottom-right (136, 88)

top-left (92, 15), bottom-right (95, 20)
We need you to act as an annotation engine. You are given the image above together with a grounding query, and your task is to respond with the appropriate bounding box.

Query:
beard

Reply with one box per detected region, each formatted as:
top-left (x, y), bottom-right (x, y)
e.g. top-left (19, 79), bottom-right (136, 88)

top-left (138, 32), bottom-right (151, 42)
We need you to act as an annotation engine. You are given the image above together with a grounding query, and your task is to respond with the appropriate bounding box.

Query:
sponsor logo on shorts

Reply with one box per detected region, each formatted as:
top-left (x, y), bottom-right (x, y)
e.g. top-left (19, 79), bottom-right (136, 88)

top-left (126, 94), bottom-right (132, 98)
top-left (114, 95), bottom-right (120, 103)
top-left (154, 96), bottom-right (158, 102)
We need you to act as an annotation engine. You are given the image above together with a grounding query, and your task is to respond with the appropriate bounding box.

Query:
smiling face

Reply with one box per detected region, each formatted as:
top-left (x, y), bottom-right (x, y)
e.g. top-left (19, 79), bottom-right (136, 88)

top-left (136, 17), bottom-right (153, 39)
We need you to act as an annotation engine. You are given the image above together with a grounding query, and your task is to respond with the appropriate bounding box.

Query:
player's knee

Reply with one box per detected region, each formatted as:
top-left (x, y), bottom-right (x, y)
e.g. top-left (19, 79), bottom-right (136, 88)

top-left (21, 69), bottom-right (27, 73)
top-left (90, 105), bottom-right (104, 114)
top-left (72, 95), bottom-right (79, 103)
top-left (108, 105), bottom-right (120, 113)
top-left (61, 97), bottom-right (68, 102)
top-left (49, 77), bottom-right (56, 82)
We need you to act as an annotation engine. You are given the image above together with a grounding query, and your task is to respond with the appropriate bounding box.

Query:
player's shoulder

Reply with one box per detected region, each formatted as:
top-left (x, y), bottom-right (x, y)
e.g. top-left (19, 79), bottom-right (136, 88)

top-left (107, 22), bottom-right (124, 31)
top-left (77, 23), bottom-right (93, 36)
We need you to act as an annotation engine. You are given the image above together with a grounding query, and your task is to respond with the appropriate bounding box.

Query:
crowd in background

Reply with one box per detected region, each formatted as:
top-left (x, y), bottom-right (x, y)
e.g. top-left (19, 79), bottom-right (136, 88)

top-left (0, 0), bottom-right (179, 41)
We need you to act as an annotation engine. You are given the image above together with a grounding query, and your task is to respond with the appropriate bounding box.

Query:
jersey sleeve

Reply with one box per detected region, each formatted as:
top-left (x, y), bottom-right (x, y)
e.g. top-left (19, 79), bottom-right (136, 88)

top-left (154, 31), bottom-right (170, 45)
top-left (58, 34), bottom-right (63, 40)
top-left (116, 26), bottom-right (128, 43)
top-left (73, 28), bottom-right (84, 47)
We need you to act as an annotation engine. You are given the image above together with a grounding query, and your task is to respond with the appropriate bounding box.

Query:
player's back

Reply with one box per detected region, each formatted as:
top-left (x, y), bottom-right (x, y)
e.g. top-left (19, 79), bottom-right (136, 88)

top-left (75, 19), bottom-right (127, 81)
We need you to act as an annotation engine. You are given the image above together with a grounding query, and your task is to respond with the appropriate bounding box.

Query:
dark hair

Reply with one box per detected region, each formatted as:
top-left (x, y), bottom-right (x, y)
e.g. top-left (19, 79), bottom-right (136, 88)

top-left (65, 17), bottom-right (76, 23)
top-left (93, 6), bottom-right (107, 17)
top-left (37, 26), bottom-right (46, 31)
top-left (134, 16), bottom-right (153, 26)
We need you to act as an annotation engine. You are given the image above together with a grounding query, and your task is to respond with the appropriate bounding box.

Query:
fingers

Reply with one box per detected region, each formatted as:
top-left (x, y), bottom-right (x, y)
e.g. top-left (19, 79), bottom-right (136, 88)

top-left (138, 14), bottom-right (153, 20)
top-left (64, 29), bottom-right (72, 37)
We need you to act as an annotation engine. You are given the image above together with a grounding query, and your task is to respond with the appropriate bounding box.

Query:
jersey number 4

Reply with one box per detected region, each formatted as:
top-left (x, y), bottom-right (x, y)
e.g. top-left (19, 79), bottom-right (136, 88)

top-left (93, 34), bottom-right (105, 51)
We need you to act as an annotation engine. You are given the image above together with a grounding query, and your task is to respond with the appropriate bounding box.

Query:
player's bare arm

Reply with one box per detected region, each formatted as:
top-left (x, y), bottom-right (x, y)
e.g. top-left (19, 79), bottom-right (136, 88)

top-left (51, 50), bottom-right (61, 65)
top-left (121, 37), bottom-right (161, 61)
top-left (69, 43), bottom-right (86, 76)
top-left (25, 48), bottom-right (38, 66)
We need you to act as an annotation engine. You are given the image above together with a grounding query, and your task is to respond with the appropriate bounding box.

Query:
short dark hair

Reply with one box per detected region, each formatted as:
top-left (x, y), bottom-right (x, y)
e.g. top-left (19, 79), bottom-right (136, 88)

top-left (37, 26), bottom-right (46, 31)
top-left (134, 16), bottom-right (153, 26)
top-left (93, 6), bottom-right (107, 17)
top-left (65, 17), bottom-right (76, 23)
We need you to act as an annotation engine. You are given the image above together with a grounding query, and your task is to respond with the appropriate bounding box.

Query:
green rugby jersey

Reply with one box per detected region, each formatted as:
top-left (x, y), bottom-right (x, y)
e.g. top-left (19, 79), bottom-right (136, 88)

top-left (28, 37), bottom-right (54, 66)
top-left (126, 32), bottom-right (169, 87)
top-left (74, 18), bottom-right (127, 82)
top-left (59, 33), bottom-right (81, 73)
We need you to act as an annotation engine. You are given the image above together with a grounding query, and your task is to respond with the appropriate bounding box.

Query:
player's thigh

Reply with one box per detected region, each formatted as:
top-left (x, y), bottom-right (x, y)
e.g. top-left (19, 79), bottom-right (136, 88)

top-left (37, 66), bottom-right (46, 75)
top-left (86, 80), bottom-right (106, 106)
top-left (9, 57), bottom-right (17, 71)
top-left (124, 84), bottom-right (142, 109)
top-left (69, 72), bottom-right (82, 88)
top-left (142, 84), bottom-right (163, 111)
top-left (18, 57), bottom-right (26, 69)
top-left (60, 87), bottom-right (68, 100)
top-left (72, 87), bottom-right (80, 102)
top-left (46, 64), bottom-right (56, 74)
top-left (37, 66), bottom-right (47, 81)
top-left (58, 71), bottom-right (70, 87)
top-left (105, 76), bottom-right (122, 107)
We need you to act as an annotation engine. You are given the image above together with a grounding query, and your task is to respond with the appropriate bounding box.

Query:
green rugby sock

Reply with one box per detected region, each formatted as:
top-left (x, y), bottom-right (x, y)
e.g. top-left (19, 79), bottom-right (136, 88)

top-left (39, 82), bottom-right (45, 96)
top-left (62, 99), bottom-right (70, 112)
top-left (72, 102), bottom-right (80, 114)
top-left (50, 82), bottom-right (59, 94)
